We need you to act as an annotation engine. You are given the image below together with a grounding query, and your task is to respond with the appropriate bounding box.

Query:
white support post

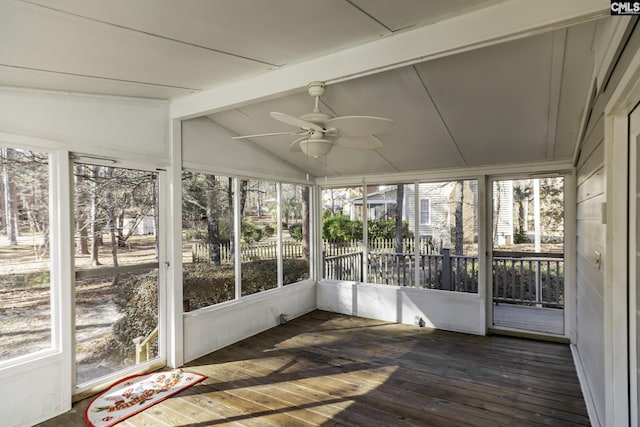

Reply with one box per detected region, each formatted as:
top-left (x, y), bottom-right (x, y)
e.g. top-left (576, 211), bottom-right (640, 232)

top-left (52, 150), bottom-right (74, 399)
top-left (167, 119), bottom-right (183, 368)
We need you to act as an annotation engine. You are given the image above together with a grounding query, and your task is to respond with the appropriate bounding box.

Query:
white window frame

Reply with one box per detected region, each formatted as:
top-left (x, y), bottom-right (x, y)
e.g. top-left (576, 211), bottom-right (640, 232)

top-left (419, 198), bottom-right (431, 225)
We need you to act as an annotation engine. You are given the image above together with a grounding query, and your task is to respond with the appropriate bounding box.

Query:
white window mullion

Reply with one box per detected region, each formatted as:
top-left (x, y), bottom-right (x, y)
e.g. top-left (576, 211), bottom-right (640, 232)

top-left (361, 183), bottom-right (368, 283)
top-left (414, 182), bottom-right (420, 288)
top-left (276, 183), bottom-right (283, 287)
top-left (234, 178), bottom-right (242, 300)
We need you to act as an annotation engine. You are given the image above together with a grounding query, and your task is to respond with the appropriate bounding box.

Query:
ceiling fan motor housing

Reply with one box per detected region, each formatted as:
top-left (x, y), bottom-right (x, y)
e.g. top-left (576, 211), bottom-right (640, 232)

top-left (307, 81), bottom-right (326, 97)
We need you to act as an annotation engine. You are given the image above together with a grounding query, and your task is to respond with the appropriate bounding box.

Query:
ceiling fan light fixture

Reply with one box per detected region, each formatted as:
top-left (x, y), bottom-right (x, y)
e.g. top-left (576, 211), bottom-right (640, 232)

top-left (300, 139), bottom-right (333, 158)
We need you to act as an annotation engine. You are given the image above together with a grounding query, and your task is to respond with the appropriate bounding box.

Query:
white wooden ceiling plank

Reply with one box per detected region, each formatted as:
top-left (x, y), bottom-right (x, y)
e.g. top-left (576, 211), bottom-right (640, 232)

top-left (350, 0), bottom-right (504, 32)
top-left (415, 31), bottom-right (555, 166)
top-left (0, 1), bottom-right (268, 90)
top-left (170, 0), bottom-right (608, 119)
top-left (546, 29), bottom-right (568, 160)
top-left (0, 65), bottom-right (193, 99)
top-left (23, 0), bottom-right (390, 66)
top-left (555, 21), bottom-right (598, 159)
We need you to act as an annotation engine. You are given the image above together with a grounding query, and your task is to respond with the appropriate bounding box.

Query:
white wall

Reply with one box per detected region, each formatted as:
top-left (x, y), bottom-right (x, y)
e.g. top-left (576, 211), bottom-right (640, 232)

top-left (317, 280), bottom-right (485, 335)
top-left (182, 117), bottom-right (307, 181)
top-left (573, 17), bottom-right (638, 427)
top-left (183, 281), bottom-right (316, 362)
top-left (0, 87), bottom-right (169, 162)
top-left (0, 354), bottom-right (68, 427)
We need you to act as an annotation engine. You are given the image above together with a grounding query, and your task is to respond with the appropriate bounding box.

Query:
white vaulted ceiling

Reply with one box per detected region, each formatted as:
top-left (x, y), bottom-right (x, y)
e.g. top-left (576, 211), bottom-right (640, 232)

top-left (0, 0), bottom-right (609, 178)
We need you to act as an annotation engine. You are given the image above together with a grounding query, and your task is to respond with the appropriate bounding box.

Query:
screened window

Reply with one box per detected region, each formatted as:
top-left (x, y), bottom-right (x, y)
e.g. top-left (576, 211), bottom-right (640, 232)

top-left (281, 183), bottom-right (311, 285)
top-left (241, 179), bottom-right (278, 296)
top-left (181, 172), bottom-right (235, 311)
top-left (0, 148), bottom-right (51, 363)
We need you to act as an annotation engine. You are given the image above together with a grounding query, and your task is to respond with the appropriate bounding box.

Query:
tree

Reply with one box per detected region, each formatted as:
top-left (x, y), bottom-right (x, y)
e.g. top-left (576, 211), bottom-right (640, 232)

top-left (301, 186), bottom-right (310, 260)
top-left (89, 165), bottom-right (102, 266)
top-left (395, 184), bottom-right (404, 254)
top-left (513, 181), bottom-right (532, 243)
top-left (453, 180), bottom-right (464, 255)
top-left (75, 163), bottom-right (90, 255)
top-left (1, 148), bottom-right (18, 245)
top-left (205, 175), bottom-right (221, 265)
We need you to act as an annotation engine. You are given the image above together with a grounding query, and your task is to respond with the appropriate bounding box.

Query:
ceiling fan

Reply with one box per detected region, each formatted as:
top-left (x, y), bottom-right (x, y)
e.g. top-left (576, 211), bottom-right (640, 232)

top-left (232, 81), bottom-right (394, 158)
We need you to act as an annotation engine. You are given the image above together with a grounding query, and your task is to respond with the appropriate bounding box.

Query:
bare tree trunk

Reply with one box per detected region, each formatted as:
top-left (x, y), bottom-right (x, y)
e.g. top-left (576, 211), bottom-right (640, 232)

top-left (206, 175), bottom-right (221, 265)
top-left (454, 180), bottom-right (464, 255)
top-left (90, 166), bottom-right (101, 266)
top-left (106, 167), bottom-right (119, 268)
top-left (301, 186), bottom-right (310, 260)
top-left (239, 179), bottom-right (248, 217)
top-left (228, 177), bottom-right (234, 265)
top-left (2, 148), bottom-right (18, 245)
top-left (394, 184), bottom-right (404, 254)
top-left (75, 163), bottom-right (90, 255)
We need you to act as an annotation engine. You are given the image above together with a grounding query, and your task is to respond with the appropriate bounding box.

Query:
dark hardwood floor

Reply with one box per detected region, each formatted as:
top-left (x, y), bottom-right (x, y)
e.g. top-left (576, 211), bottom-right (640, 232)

top-left (40, 310), bottom-right (590, 426)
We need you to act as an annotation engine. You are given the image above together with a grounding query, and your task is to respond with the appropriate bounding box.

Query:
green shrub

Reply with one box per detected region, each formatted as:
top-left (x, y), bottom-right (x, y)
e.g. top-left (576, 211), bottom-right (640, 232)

top-left (322, 214), bottom-right (362, 242)
top-left (289, 223), bottom-right (303, 241)
top-left (113, 271), bottom-right (158, 357)
top-left (242, 220), bottom-right (263, 243)
top-left (262, 224), bottom-right (275, 238)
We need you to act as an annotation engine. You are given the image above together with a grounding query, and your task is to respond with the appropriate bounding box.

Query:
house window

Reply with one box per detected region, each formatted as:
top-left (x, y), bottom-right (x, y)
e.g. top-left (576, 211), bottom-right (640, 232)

top-left (420, 199), bottom-right (431, 225)
top-left (0, 147), bottom-right (51, 363)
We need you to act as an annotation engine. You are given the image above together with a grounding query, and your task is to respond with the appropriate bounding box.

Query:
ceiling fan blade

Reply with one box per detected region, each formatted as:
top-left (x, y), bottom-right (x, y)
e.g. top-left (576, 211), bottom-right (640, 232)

top-left (271, 112), bottom-right (323, 132)
top-left (326, 116), bottom-right (394, 136)
top-left (335, 135), bottom-right (383, 150)
top-left (232, 131), bottom-right (304, 140)
top-left (289, 136), bottom-right (307, 153)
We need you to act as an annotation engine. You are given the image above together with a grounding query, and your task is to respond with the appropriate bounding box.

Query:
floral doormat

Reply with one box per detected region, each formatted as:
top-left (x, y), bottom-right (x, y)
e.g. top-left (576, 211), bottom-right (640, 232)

top-left (84, 369), bottom-right (206, 427)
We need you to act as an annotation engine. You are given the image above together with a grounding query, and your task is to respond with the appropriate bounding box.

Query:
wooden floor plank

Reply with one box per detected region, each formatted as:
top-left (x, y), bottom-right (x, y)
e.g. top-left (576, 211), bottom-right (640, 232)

top-left (40, 310), bottom-right (590, 426)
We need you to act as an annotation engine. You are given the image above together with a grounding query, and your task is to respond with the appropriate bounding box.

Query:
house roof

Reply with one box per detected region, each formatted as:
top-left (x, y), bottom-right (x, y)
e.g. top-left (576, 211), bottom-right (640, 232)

top-left (0, 0), bottom-right (610, 178)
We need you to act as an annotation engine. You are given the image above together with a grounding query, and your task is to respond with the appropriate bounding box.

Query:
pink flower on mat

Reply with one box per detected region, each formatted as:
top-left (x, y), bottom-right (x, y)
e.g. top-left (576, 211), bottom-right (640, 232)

top-left (122, 388), bottom-right (134, 398)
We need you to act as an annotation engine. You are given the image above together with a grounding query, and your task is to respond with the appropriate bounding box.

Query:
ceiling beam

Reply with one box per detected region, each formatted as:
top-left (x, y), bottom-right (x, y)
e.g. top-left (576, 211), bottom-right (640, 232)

top-left (170, 0), bottom-right (608, 120)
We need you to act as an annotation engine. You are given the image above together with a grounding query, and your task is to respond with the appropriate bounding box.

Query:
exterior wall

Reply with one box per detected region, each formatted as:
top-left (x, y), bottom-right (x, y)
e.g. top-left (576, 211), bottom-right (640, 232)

top-left (574, 17), bottom-right (638, 427)
top-left (493, 180), bottom-right (513, 245)
top-left (405, 184), bottom-right (453, 241)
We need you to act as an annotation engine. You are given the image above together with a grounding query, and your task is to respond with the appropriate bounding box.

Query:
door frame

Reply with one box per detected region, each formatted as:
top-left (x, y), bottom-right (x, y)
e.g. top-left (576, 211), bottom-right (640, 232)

top-left (485, 174), bottom-right (573, 341)
top-left (603, 38), bottom-right (640, 427)
top-left (70, 155), bottom-right (168, 399)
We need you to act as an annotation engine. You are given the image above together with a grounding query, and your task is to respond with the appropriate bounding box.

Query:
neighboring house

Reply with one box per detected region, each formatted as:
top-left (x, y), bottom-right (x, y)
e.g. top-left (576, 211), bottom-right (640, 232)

top-left (348, 181), bottom-right (484, 247)
top-left (493, 180), bottom-right (514, 245)
top-left (122, 211), bottom-right (156, 236)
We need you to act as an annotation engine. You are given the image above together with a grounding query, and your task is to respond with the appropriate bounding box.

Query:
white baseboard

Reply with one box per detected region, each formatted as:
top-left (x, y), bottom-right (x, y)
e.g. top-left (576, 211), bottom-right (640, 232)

top-left (571, 343), bottom-right (601, 427)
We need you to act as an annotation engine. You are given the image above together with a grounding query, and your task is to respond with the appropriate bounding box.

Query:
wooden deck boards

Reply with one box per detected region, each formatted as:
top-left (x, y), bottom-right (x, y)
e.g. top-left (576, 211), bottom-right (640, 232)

top-left (39, 310), bottom-right (589, 426)
top-left (493, 304), bottom-right (565, 335)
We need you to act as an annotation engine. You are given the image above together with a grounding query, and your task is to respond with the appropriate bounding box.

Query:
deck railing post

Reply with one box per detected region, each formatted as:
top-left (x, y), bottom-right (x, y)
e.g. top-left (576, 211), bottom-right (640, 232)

top-left (441, 248), bottom-right (451, 291)
top-left (535, 259), bottom-right (542, 307)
